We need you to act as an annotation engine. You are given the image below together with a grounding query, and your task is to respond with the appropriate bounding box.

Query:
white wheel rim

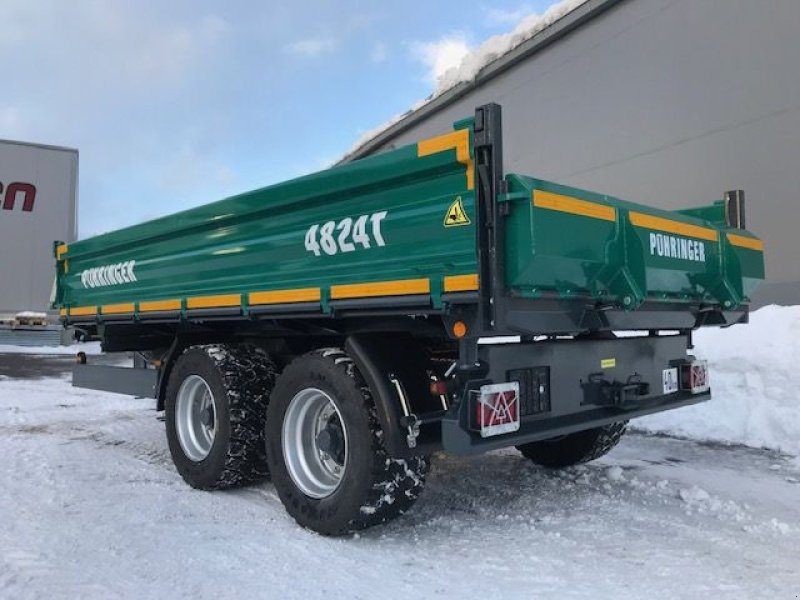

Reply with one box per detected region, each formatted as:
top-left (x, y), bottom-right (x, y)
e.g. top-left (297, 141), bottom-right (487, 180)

top-left (282, 388), bottom-right (347, 499)
top-left (175, 375), bottom-right (217, 462)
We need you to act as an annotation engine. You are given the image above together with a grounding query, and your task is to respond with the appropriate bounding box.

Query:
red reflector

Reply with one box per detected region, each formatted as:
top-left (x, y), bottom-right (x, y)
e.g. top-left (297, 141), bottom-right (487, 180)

top-left (680, 360), bottom-right (709, 394)
top-left (475, 382), bottom-right (520, 438)
top-left (430, 381), bottom-right (448, 396)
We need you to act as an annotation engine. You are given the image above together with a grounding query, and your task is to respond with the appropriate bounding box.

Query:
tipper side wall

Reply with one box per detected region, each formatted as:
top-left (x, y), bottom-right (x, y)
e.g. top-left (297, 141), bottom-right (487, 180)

top-left (55, 127), bottom-right (478, 319)
top-left (55, 119), bottom-right (762, 327)
top-left (502, 175), bottom-right (764, 309)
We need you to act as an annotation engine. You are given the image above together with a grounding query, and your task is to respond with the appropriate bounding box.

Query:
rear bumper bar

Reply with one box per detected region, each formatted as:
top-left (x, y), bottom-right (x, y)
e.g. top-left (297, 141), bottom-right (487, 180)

top-left (442, 334), bottom-right (708, 455)
top-left (442, 389), bottom-right (709, 455)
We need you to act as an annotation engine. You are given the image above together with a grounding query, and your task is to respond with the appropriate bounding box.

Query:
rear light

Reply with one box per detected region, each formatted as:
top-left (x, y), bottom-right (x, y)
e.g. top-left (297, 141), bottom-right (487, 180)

top-left (429, 381), bottom-right (448, 396)
top-left (680, 360), bottom-right (709, 394)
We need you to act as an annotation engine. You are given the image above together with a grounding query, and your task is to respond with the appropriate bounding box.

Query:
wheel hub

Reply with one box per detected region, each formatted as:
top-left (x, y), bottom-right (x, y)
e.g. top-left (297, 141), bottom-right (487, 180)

top-left (200, 405), bottom-right (214, 428)
top-left (175, 375), bottom-right (217, 462)
top-left (315, 421), bottom-right (345, 465)
top-left (282, 388), bottom-right (348, 499)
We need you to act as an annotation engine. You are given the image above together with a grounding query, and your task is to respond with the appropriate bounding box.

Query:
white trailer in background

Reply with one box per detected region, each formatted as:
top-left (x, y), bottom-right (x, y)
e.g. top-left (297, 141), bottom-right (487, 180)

top-left (0, 139), bottom-right (77, 344)
top-left (0, 139), bottom-right (78, 318)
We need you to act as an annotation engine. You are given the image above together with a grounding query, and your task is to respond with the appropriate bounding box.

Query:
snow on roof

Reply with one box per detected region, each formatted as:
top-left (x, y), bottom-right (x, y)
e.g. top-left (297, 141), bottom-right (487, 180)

top-left (432, 0), bottom-right (589, 95)
top-left (343, 0), bottom-right (589, 160)
top-left (345, 98), bottom-right (430, 164)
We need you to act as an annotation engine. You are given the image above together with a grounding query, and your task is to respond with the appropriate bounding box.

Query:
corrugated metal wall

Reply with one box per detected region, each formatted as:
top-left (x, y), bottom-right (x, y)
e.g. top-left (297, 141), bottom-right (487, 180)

top-left (0, 326), bottom-right (66, 347)
top-left (366, 0), bottom-right (800, 305)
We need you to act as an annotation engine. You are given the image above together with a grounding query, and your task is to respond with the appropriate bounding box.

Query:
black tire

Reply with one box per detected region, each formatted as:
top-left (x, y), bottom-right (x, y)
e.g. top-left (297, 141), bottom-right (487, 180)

top-left (516, 421), bottom-right (628, 469)
top-left (165, 344), bottom-right (276, 490)
top-left (265, 348), bottom-right (429, 536)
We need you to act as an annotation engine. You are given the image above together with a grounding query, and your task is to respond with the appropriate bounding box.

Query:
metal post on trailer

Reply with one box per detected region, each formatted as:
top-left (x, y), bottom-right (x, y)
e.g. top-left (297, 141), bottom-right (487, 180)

top-left (473, 103), bottom-right (506, 335)
top-left (724, 189), bottom-right (745, 229)
top-left (456, 103), bottom-right (506, 373)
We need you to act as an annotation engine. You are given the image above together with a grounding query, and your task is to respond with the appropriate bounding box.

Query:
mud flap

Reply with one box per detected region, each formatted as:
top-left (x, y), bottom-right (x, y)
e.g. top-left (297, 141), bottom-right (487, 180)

top-left (345, 333), bottom-right (443, 458)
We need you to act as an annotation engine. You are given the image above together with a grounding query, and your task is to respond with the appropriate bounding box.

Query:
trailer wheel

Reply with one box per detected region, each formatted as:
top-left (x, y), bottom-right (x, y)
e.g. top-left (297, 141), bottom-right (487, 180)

top-left (165, 344), bottom-right (276, 490)
top-left (516, 421), bottom-right (628, 469)
top-left (265, 348), bottom-right (429, 536)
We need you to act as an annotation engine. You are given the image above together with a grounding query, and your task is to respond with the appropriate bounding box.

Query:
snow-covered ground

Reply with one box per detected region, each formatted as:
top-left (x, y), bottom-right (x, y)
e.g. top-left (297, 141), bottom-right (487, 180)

top-left (1, 353), bottom-right (799, 598)
top-left (0, 341), bottom-right (102, 355)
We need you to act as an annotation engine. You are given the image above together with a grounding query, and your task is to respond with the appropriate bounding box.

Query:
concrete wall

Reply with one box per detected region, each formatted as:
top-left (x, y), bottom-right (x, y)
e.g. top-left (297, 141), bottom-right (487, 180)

top-left (367, 0), bottom-right (800, 306)
top-left (0, 140), bottom-right (78, 315)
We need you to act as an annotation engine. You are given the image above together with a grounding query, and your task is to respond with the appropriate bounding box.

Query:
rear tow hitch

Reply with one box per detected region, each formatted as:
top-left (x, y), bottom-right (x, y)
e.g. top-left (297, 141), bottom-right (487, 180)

top-left (581, 373), bottom-right (650, 406)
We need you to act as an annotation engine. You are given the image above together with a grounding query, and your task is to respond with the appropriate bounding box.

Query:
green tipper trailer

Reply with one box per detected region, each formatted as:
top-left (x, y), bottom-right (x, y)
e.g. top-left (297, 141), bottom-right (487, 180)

top-left (55, 104), bottom-right (764, 535)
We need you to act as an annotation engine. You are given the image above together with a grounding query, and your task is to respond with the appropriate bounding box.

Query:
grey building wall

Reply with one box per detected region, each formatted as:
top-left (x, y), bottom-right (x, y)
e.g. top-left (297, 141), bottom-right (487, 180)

top-left (357, 0), bottom-right (800, 306)
top-left (0, 140), bottom-right (78, 316)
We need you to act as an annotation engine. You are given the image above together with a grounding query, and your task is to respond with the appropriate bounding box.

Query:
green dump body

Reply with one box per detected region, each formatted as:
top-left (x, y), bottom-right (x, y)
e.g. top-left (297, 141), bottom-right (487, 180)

top-left (503, 175), bottom-right (764, 309)
top-left (54, 119), bottom-right (764, 324)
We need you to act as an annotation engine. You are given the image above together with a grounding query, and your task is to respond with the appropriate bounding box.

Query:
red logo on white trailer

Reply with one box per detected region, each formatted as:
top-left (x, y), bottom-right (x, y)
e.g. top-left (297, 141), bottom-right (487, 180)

top-left (0, 181), bottom-right (37, 212)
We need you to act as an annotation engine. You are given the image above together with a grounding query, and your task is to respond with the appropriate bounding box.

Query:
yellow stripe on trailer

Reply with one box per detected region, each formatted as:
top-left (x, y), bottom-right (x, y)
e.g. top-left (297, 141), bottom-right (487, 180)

top-left (533, 190), bottom-right (616, 222)
top-left (727, 233), bottom-right (764, 251)
top-left (186, 294), bottom-right (242, 309)
top-left (331, 278), bottom-right (430, 300)
top-left (56, 244), bottom-right (70, 272)
top-left (249, 288), bottom-right (321, 305)
top-left (140, 299), bottom-right (182, 312)
top-left (69, 306), bottom-right (97, 317)
top-left (443, 274), bottom-right (479, 293)
top-left (629, 212), bottom-right (717, 242)
top-left (417, 129), bottom-right (474, 190)
top-left (101, 303), bottom-right (135, 315)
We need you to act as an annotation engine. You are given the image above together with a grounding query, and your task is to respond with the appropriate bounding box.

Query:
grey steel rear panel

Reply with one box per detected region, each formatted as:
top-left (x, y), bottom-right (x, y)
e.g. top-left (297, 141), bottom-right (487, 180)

top-left (443, 334), bottom-right (706, 454)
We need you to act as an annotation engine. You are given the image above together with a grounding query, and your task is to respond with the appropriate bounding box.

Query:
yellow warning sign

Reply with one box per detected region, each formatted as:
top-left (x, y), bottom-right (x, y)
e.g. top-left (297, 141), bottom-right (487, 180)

top-left (444, 196), bottom-right (470, 227)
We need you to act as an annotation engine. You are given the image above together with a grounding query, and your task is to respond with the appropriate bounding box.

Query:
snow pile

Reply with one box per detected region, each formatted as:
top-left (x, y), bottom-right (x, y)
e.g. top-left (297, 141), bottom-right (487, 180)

top-left (638, 305), bottom-right (800, 456)
top-left (14, 311), bottom-right (48, 320)
top-left (0, 341), bottom-right (103, 355)
top-left (431, 0), bottom-right (588, 95)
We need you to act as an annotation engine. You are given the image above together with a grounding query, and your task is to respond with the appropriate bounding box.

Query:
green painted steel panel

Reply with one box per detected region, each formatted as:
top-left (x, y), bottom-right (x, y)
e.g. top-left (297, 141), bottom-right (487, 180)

top-left (55, 127), bottom-right (478, 316)
top-left (54, 115), bottom-right (764, 319)
top-left (502, 175), bottom-right (764, 309)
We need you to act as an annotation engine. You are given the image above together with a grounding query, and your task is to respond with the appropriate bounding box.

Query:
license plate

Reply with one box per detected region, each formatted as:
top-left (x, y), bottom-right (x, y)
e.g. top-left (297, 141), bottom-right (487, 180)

top-left (662, 368), bottom-right (679, 394)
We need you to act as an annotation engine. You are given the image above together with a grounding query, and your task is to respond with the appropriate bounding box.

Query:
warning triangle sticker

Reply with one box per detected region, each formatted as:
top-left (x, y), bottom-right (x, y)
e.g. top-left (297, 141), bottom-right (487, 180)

top-left (443, 196), bottom-right (470, 227)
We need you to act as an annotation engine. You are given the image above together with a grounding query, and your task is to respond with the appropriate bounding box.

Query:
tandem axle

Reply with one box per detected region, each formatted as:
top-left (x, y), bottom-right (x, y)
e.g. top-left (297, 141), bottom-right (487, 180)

top-left (74, 330), bottom-right (710, 459)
